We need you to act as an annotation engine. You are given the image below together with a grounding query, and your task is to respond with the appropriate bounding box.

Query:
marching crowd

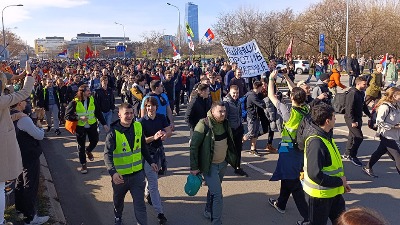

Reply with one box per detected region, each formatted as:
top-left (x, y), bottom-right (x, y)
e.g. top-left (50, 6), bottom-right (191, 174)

top-left (0, 55), bottom-right (397, 225)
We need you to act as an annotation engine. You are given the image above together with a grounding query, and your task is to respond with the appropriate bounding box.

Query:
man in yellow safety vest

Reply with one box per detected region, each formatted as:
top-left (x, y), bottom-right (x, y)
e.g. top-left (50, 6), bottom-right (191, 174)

top-left (104, 103), bottom-right (158, 225)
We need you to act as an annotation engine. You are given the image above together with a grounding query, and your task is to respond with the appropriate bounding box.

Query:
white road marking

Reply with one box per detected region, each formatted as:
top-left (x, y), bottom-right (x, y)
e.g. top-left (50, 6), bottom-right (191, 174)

top-left (242, 162), bottom-right (273, 176)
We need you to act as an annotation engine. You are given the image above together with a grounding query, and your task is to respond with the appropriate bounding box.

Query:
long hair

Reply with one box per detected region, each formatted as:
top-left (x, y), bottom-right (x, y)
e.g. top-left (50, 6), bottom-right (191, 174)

top-left (336, 207), bottom-right (388, 225)
top-left (375, 87), bottom-right (400, 109)
top-left (75, 84), bottom-right (89, 102)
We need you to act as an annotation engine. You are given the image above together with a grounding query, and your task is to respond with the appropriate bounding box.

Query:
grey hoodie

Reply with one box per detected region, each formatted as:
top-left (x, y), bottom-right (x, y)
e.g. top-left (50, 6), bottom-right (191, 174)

top-left (377, 102), bottom-right (400, 140)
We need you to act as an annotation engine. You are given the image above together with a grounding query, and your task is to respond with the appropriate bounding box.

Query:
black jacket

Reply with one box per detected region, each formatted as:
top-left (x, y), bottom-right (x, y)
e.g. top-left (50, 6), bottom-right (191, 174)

top-left (37, 86), bottom-right (62, 111)
top-left (347, 58), bottom-right (360, 76)
top-left (345, 87), bottom-right (371, 122)
top-left (93, 87), bottom-right (116, 113)
top-left (66, 81), bottom-right (83, 103)
top-left (64, 96), bottom-right (107, 126)
top-left (58, 85), bottom-right (67, 104)
top-left (103, 120), bottom-right (154, 177)
top-left (185, 94), bottom-right (212, 128)
top-left (245, 91), bottom-right (266, 120)
top-left (230, 77), bottom-right (248, 98)
top-left (303, 118), bottom-right (343, 188)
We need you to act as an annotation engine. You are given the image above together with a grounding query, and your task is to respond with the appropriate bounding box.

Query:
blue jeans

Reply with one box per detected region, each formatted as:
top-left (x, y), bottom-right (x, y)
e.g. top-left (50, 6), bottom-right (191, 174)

top-left (100, 110), bottom-right (113, 132)
top-left (204, 161), bottom-right (227, 225)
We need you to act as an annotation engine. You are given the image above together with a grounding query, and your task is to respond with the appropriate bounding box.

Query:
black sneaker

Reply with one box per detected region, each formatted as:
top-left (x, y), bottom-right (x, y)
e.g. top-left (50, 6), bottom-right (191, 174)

top-left (350, 157), bottom-right (363, 167)
top-left (157, 213), bottom-right (167, 225)
top-left (55, 129), bottom-right (61, 135)
top-left (234, 168), bottom-right (249, 177)
top-left (114, 217), bottom-right (122, 225)
top-left (46, 126), bottom-right (51, 132)
top-left (250, 150), bottom-right (261, 157)
top-left (145, 194), bottom-right (152, 206)
top-left (268, 198), bottom-right (285, 214)
top-left (362, 166), bottom-right (378, 178)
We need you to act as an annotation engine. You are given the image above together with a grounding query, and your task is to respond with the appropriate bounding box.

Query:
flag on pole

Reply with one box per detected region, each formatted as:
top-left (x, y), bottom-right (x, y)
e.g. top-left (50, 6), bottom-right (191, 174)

top-left (381, 53), bottom-right (388, 75)
top-left (84, 46), bottom-right (93, 60)
top-left (74, 52), bottom-right (79, 59)
top-left (204, 28), bottom-right (215, 42)
top-left (285, 37), bottom-right (294, 61)
top-left (187, 35), bottom-right (195, 51)
top-left (170, 41), bottom-right (181, 60)
top-left (57, 49), bottom-right (68, 58)
top-left (186, 23), bottom-right (194, 37)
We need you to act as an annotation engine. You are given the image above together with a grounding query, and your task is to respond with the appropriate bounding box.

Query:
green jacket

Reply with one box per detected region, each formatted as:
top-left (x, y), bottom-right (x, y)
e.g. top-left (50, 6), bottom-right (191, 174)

top-left (190, 112), bottom-right (238, 175)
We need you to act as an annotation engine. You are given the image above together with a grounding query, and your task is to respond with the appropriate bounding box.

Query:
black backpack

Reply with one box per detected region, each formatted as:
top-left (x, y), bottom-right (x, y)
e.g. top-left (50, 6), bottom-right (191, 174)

top-left (368, 103), bottom-right (390, 131)
top-left (332, 91), bottom-right (349, 114)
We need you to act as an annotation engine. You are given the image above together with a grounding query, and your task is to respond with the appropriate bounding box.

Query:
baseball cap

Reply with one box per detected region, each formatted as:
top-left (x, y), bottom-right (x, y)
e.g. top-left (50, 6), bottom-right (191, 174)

top-left (184, 174), bottom-right (202, 196)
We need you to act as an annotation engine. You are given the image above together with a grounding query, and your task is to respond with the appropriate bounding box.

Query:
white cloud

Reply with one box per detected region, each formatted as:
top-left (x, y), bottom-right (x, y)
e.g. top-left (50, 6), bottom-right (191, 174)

top-left (0, 0), bottom-right (89, 24)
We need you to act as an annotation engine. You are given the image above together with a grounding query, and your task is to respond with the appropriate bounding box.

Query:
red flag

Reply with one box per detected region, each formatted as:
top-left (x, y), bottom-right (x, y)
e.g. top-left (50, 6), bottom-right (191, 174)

top-left (84, 46), bottom-right (93, 60)
top-left (285, 37), bottom-right (293, 61)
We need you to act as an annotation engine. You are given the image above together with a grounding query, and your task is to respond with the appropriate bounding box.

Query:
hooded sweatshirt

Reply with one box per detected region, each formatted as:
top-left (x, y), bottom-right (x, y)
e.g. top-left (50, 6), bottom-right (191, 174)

top-left (377, 102), bottom-right (400, 140)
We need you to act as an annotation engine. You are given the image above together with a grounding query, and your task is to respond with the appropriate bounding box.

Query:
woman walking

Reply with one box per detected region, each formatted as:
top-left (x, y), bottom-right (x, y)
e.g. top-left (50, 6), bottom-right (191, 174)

top-left (363, 87), bottom-right (400, 178)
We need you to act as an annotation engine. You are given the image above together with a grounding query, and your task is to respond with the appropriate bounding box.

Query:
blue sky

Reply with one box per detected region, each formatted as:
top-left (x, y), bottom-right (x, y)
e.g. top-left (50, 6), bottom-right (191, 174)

top-left (1, 0), bottom-right (320, 46)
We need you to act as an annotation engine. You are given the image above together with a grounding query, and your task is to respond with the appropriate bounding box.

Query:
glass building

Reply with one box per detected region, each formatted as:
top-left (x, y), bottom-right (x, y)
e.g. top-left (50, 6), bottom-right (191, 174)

top-left (185, 2), bottom-right (199, 42)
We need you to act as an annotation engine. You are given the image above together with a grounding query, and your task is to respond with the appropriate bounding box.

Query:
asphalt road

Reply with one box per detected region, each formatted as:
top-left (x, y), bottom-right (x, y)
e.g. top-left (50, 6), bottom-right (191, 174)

top-left (42, 73), bottom-right (400, 225)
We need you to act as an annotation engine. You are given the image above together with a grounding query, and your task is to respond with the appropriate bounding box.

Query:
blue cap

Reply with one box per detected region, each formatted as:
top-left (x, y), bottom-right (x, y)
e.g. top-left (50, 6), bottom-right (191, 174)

top-left (184, 174), bottom-right (202, 196)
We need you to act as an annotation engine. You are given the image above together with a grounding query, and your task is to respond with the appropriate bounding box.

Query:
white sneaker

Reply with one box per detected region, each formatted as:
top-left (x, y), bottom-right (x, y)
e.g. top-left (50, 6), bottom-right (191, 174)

top-left (24, 215), bottom-right (49, 225)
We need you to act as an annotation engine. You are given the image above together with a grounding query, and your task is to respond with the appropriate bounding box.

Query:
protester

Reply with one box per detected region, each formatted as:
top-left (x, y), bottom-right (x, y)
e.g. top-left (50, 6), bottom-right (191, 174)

top-left (66, 74), bottom-right (83, 103)
top-left (130, 74), bottom-right (146, 118)
top-left (223, 85), bottom-right (248, 176)
top-left (93, 76), bottom-right (115, 133)
top-left (185, 84), bottom-right (212, 137)
top-left (37, 78), bottom-right (62, 135)
top-left (208, 72), bottom-right (222, 102)
top-left (104, 103), bottom-right (158, 225)
top-left (365, 64), bottom-right (384, 106)
top-left (267, 70), bottom-right (309, 225)
top-left (65, 84), bottom-right (109, 174)
top-left (363, 87), bottom-right (400, 178)
top-left (229, 68), bottom-right (247, 98)
top-left (343, 76), bottom-right (371, 166)
top-left (328, 65), bottom-right (347, 96)
top-left (304, 103), bottom-right (351, 225)
top-left (311, 73), bottom-right (333, 105)
top-left (347, 54), bottom-right (360, 87)
top-left (139, 97), bottom-right (172, 224)
top-left (11, 99), bottom-right (49, 225)
top-left (56, 78), bottom-right (68, 126)
top-left (385, 57), bottom-right (398, 89)
top-left (190, 101), bottom-right (238, 225)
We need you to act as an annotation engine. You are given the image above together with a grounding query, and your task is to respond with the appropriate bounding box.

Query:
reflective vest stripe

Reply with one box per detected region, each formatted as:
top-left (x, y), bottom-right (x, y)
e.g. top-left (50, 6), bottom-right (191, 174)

top-left (303, 180), bottom-right (332, 190)
top-left (115, 160), bottom-right (142, 170)
top-left (113, 149), bottom-right (141, 158)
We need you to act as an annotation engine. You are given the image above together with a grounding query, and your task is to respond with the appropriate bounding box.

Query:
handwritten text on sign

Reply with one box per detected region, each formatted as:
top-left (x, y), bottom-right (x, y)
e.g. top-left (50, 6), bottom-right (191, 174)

top-left (222, 40), bottom-right (269, 78)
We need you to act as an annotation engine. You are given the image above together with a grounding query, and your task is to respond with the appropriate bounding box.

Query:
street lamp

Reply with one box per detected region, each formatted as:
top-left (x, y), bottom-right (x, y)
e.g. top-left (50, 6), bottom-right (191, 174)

top-left (345, 0), bottom-right (349, 57)
top-left (114, 22), bottom-right (126, 58)
top-left (167, 3), bottom-right (181, 52)
top-left (2, 4), bottom-right (23, 59)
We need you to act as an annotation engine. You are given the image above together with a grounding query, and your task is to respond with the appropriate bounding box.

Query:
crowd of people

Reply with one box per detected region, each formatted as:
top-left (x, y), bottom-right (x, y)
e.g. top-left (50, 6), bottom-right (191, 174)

top-left (0, 54), bottom-right (397, 225)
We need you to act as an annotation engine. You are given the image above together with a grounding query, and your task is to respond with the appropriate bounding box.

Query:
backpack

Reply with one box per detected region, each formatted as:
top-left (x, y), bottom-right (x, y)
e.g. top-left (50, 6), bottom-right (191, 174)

top-left (368, 103), bottom-right (390, 131)
top-left (332, 91), bottom-right (348, 114)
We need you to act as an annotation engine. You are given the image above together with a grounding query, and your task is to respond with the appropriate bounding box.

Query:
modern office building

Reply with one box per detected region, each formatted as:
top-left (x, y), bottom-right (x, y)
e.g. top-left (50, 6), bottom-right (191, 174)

top-left (185, 2), bottom-right (199, 42)
top-left (70, 33), bottom-right (130, 47)
top-left (34, 36), bottom-right (67, 55)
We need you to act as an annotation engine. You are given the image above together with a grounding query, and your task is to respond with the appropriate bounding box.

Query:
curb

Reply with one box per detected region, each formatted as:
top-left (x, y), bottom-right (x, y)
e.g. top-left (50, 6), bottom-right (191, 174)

top-left (40, 154), bottom-right (67, 225)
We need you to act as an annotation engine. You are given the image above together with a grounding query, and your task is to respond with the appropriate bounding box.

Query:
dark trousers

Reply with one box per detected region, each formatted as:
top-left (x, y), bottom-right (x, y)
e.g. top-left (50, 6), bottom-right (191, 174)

top-left (277, 179), bottom-right (309, 221)
top-left (367, 135), bottom-right (400, 173)
top-left (232, 125), bottom-right (244, 169)
top-left (348, 75), bottom-right (357, 87)
top-left (59, 104), bottom-right (66, 124)
top-left (113, 171), bottom-right (147, 224)
top-left (345, 117), bottom-right (363, 157)
top-left (174, 91), bottom-right (181, 114)
top-left (15, 158), bottom-right (40, 223)
top-left (308, 194), bottom-right (345, 225)
top-left (76, 123), bottom-right (99, 164)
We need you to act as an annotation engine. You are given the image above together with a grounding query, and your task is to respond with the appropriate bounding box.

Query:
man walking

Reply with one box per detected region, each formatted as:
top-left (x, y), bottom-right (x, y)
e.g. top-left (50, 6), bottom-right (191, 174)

top-left (343, 76), bottom-right (371, 166)
top-left (190, 102), bottom-right (238, 225)
top-left (37, 78), bottom-right (62, 135)
top-left (104, 103), bottom-right (158, 225)
top-left (304, 103), bottom-right (351, 225)
top-left (94, 76), bottom-right (115, 133)
top-left (347, 54), bottom-right (360, 87)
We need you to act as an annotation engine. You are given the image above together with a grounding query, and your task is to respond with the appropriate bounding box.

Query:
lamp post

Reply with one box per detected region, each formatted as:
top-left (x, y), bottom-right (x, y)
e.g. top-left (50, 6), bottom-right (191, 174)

top-left (114, 22), bottom-right (126, 58)
top-left (167, 3), bottom-right (181, 52)
top-left (2, 4), bottom-right (23, 59)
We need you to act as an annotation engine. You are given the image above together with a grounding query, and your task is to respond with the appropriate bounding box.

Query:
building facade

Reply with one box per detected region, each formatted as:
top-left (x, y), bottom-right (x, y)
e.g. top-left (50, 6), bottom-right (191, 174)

top-left (185, 2), bottom-right (199, 42)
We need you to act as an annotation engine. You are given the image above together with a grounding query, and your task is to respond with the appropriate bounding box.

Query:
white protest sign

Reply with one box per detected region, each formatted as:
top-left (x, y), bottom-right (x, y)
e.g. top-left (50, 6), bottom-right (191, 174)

top-left (222, 40), bottom-right (269, 78)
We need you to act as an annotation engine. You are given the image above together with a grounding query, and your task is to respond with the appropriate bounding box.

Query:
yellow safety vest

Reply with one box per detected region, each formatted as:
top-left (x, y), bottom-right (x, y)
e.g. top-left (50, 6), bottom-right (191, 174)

top-left (75, 96), bottom-right (97, 126)
top-left (281, 105), bottom-right (309, 145)
top-left (113, 122), bottom-right (143, 175)
top-left (303, 135), bottom-right (345, 198)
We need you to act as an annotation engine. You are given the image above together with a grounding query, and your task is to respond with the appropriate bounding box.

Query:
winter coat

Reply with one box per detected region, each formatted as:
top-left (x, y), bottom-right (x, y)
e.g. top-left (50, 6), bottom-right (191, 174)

top-left (223, 94), bottom-right (242, 130)
top-left (376, 102), bottom-right (400, 140)
top-left (328, 69), bottom-right (346, 89)
top-left (365, 72), bottom-right (383, 98)
top-left (184, 94), bottom-right (212, 129)
top-left (263, 97), bottom-right (282, 132)
top-left (0, 76), bottom-right (34, 181)
top-left (190, 112), bottom-right (238, 175)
